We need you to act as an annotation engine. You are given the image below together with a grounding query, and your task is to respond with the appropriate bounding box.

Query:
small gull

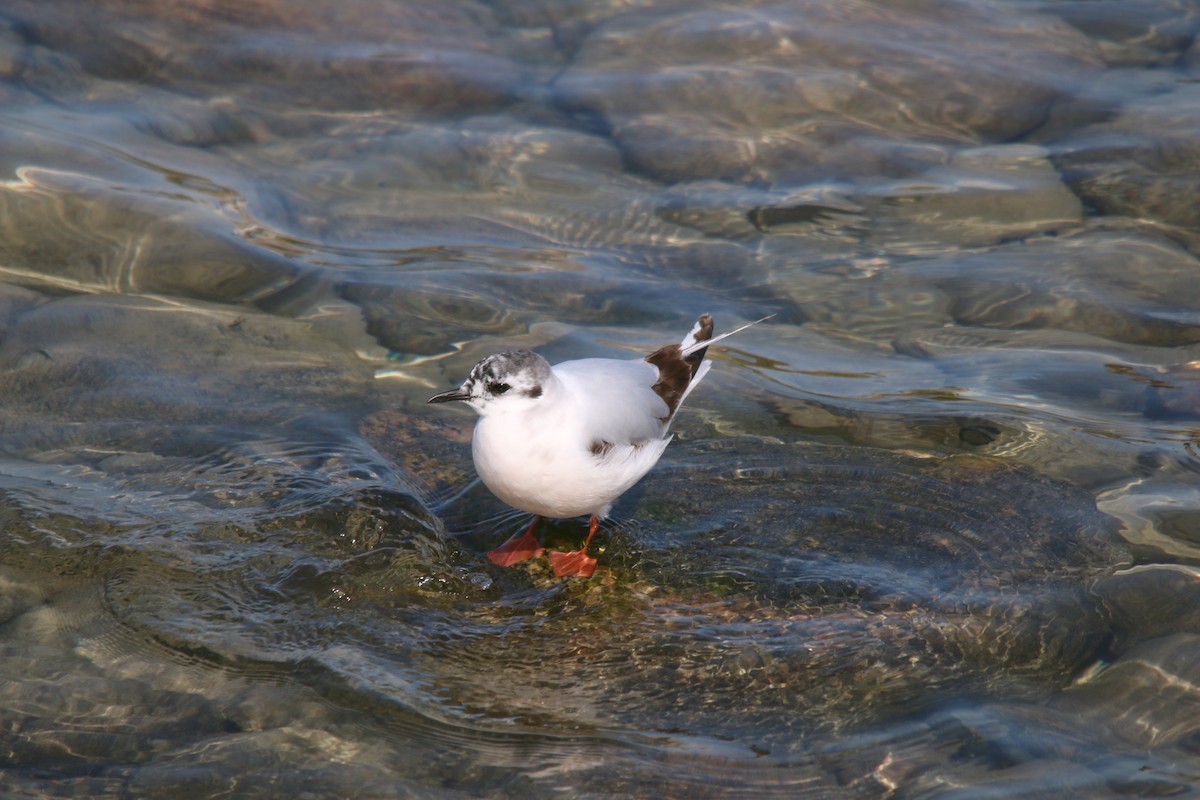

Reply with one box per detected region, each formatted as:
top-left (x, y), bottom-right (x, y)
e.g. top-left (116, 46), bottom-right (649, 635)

top-left (428, 313), bottom-right (771, 577)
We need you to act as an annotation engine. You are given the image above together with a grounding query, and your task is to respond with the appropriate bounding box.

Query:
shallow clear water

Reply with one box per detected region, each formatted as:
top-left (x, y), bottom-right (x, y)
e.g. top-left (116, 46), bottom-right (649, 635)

top-left (1, 0), bottom-right (1200, 796)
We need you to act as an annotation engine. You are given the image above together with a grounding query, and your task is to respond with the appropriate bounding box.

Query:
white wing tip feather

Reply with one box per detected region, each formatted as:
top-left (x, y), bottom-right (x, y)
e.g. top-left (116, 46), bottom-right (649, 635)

top-left (680, 314), bottom-right (774, 358)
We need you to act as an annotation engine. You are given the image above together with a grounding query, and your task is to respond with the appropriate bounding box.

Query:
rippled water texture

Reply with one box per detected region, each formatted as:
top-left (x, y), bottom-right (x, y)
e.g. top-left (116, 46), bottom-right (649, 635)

top-left (2, 0), bottom-right (1200, 796)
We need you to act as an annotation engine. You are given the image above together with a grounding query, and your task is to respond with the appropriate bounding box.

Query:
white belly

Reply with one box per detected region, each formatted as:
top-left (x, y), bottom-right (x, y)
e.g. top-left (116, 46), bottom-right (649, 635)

top-left (471, 414), bottom-right (669, 519)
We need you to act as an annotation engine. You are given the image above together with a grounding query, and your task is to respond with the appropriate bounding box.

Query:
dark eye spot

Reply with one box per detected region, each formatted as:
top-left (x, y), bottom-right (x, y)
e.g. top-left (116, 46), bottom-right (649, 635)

top-left (488, 382), bottom-right (511, 395)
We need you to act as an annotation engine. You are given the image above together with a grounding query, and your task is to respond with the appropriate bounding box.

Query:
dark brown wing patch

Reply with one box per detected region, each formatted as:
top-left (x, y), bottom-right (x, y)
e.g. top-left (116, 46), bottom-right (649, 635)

top-left (589, 439), bottom-right (614, 457)
top-left (646, 313), bottom-right (714, 420)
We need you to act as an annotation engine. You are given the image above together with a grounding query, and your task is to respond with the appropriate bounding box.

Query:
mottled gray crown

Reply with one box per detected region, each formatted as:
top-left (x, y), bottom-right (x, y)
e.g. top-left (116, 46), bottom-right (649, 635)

top-left (468, 349), bottom-right (551, 399)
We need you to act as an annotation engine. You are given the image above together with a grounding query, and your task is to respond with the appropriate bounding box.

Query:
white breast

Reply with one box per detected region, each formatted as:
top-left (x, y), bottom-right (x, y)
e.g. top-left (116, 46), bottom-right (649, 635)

top-left (471, 357), bottom-right (674, 519)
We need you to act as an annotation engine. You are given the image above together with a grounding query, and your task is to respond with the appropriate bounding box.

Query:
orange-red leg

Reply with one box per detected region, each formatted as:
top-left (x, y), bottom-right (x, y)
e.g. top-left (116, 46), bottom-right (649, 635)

top-left (547, 514), bottom-right (600, 577)
top-left (487, 516), bottom-right (544, 567)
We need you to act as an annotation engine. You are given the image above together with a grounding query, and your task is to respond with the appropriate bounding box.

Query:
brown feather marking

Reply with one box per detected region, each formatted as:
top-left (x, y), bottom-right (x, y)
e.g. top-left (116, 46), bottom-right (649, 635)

top-left (589, 439), bottom-right (614, 457)
top-left (646, 344), bottom-right (690, 420)
top-left (685, 313), bottom-right (714, 376)
top-left (646, 313), bottom-right (716, 420)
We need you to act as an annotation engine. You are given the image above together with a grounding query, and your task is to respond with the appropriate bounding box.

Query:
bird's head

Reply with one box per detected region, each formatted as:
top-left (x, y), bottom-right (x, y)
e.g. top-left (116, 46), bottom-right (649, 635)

top-left (427, 350), bottom-right (552, 416)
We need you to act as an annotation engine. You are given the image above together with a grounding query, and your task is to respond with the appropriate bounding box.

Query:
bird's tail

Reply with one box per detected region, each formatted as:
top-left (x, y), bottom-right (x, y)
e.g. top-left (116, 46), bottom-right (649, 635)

top-left (667, 312), bottom-right (774, 416)
top-left (679, 313), bottom-right (715, 380)
top-left (681, 314), bottom-right (775, 359)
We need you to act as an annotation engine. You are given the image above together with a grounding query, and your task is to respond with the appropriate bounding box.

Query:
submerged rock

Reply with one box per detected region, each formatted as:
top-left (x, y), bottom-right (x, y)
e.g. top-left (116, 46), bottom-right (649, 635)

top-left (857, 145), bottom-right (1085, 253)
top-left (365, 418), bottom-right (1130, 744)
top-left (1051, 632), bottom-right (1200, 750)
top-left (908, 230), bottom-right (1200, 347)
top-left (1032, 0), bottom-right (1200, 67)
top-left (556, 0), bottom-right (1101, 183)
top-left (3, 0), bottom-right (520, 115)
top-left (0, 289), bottom-right (448, 582)
top-left (0, 143), bottom-right (302, 306)
top-left (1057, 84), bottom-right (1200, 232)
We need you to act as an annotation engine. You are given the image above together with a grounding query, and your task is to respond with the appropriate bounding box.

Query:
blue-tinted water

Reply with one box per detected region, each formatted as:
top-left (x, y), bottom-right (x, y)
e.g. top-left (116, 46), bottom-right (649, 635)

top-left (1, 0), bottom-right (1199, 796)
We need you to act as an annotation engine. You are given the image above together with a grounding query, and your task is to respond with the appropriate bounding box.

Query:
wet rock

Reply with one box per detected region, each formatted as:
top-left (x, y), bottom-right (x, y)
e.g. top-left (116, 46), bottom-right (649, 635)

top-left (1098, 478), bottom-right (1200, 566)
top-left (828, 700), bottom-right (1200, 798)
top-left (227, 114), bottom-right (763, 358)
top-left (134, 97), bottom-right (270, 148)
top-left (360, 408), bottom-right (473, 499)
top-left (0, 287), bottom-right (462, 691)
top-left (0, 293), bottom-right (370, 426)
top-left (1033, 0), bottom-right (1200, 67)
top-left (859, 145), bottom-right (1084, 253)
top-left (0, 570), bottom-right (453, 799)
top-left (0, 283), bottom-right (47, 342)
top-left (645, 445), bottom-right (1126, 591)
top-left (656, 180), bottom-right (864, 241)
top-left (415, 442), bottom-right (1127, 742)
top-left (1051, 633), bottom-right (1200, 749)
top-left (214, 114), bottom-right (761, 349)
top-left (1146, 365), bottom-right (1200, 419)
top-left (0, 164), bottom-right (302, 306)
top-left (556, 0), bottom-right (1102, 183)
top-left (651, 145), bottom-right (1084, 295)
top-left (906, 231), bottom-right (1200, 347)
top-left (237, 117), bottom-right (631, 246)
top-left (1094, 566), bottom-right (1200, 652)
top-left (0, 17), bottom-right (27, 77)
top-left (0, 290), bottom-right (446, 570)
top-left (3, 0), bottom-right (520, 114)
top-left (1057, 84), bottom-right (1200, 231)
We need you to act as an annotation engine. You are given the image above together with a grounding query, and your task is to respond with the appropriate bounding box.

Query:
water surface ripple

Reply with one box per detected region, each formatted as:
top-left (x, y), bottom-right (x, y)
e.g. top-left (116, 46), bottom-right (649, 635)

top-left (1, 0), bottom-right (1199, 796)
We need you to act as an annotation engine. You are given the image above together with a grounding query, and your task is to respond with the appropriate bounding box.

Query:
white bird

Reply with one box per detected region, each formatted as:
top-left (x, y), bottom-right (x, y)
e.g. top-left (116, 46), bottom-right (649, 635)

top-left (428, 313), bottom-right (770, 577)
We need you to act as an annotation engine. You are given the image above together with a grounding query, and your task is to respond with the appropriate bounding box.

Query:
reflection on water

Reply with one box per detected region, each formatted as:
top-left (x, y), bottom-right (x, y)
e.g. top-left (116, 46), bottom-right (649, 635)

top-left (1, 0), bottom-right (1200, 795)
